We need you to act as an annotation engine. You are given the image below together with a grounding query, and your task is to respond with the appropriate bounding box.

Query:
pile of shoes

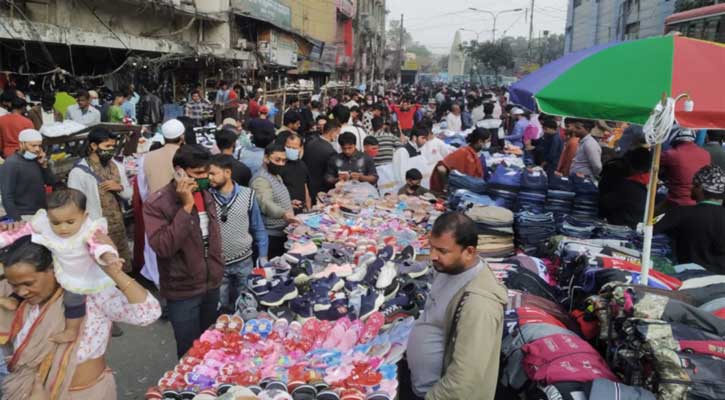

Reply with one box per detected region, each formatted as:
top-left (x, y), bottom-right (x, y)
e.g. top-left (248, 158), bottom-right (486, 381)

top-left (147, 314), bottom-right (414, 400)
top-left (246, 242), bottom-right (431, 328)
top-left (466, 205), bottom-right (515, 258)
top-left (285, 197), bottom-right (437, 259)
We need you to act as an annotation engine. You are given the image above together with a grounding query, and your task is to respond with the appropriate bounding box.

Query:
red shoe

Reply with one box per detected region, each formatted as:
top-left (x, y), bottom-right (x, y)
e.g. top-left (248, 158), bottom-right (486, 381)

top-left (340, 388), bottom-right (366, 400)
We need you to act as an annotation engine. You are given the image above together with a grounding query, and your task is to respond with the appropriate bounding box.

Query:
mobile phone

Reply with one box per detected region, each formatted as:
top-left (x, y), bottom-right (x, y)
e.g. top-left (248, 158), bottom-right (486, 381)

top-left (173, 167), bottom-right (189, 183)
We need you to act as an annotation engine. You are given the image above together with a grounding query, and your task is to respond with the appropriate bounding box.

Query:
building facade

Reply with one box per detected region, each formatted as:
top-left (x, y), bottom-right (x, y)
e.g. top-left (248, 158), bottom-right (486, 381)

top-left (353, 0), bottom-right (386, 85)
top-left (564, 0), bottom-right (675, 53)
top-left (0, 0), bottom-right (380, 92)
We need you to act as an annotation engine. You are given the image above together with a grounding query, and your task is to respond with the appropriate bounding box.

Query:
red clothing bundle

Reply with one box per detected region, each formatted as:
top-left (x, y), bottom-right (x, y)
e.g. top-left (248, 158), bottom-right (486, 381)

top-left (522, 333), bottom-right (618, 384)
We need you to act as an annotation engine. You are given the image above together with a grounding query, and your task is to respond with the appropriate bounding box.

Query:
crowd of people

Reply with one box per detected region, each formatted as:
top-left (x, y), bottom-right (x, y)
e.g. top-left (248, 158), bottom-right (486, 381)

top-left (0, 77), bottom-right (723, 399)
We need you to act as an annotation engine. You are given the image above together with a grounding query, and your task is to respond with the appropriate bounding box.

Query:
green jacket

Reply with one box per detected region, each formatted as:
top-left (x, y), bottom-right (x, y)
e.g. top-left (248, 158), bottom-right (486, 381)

top-left (426, 263), bottom-right (508, 400)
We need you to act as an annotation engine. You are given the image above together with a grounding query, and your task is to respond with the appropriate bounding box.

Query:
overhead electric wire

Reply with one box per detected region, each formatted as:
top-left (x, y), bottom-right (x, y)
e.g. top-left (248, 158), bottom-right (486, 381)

top-left (79, 0), bottom-right (131, 52)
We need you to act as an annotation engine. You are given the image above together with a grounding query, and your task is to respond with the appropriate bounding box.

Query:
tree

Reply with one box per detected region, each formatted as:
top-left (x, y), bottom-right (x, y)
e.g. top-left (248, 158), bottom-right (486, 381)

top-left (463, 40), bottom-right (515, 79)
top-left (386, 19), bottom-right (413, 51)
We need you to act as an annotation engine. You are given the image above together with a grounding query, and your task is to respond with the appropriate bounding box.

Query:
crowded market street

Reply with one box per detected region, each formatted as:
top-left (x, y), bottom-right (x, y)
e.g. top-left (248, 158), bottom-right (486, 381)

top-left (2, 1), bottom-right (725, 399)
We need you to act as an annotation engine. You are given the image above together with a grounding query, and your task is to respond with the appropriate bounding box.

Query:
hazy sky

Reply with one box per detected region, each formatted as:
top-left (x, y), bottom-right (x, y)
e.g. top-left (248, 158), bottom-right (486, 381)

top-left (386, 0), bottom-right (568, 53)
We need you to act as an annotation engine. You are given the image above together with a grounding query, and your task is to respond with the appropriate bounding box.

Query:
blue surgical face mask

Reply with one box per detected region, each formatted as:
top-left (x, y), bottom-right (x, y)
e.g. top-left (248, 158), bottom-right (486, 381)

top-left (285, 147), bottom-right (300, 161)
top-left (91, 99), bottom-right (100, 107)
top-left (22, 151), bottom-right (38, 160)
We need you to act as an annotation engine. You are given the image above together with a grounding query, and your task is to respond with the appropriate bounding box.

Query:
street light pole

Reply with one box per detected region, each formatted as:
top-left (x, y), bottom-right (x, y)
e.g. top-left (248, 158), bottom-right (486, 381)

top-left (468, 7), bottom-right (523, 42)
top-left (457, 28), bottom-right (481, 42)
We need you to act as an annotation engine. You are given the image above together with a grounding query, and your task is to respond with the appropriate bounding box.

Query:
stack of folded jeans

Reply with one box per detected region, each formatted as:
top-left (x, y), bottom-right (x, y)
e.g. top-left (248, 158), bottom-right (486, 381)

top-left (570, 175), bottom-right (599, 219)
top-left (518, 167), bottom-right (548, 213)
top-left (466, 205), bottom-right (515, 258)
top-left (546, 174), bottom-right (576, 220)
top-left (449, 189), bottom-right (495, 211)
top-left (597, 224), bottom-right (635, 240)
top-left (448, 170), bottom-right (487, 194)
top-left (630, 232), bottom-right (673, 258)
top-left (487, 165), bottom-right (522, 210)
top-left (515, 211), bottom-right (556, 254)
top-left (558, 215), bottom-right (601, 239)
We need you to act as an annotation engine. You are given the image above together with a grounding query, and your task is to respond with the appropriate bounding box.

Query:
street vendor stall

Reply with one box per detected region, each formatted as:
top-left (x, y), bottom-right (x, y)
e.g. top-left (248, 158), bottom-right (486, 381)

top-left (43, 122), bottom-right (144, 180)
top-left (147, 182), bottom-right (440, 399)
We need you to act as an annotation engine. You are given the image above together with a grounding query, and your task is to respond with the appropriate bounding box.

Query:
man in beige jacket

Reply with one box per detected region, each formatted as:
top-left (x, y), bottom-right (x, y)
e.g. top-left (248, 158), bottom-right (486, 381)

top-left (406, 211), bottom-right (507, 400)
top-left (143, 119), bottom-right (185, 195)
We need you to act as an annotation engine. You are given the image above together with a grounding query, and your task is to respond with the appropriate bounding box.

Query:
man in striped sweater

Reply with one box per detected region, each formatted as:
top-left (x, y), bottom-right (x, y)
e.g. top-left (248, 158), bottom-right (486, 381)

top-left (208, 155), bottom-right (269, 312)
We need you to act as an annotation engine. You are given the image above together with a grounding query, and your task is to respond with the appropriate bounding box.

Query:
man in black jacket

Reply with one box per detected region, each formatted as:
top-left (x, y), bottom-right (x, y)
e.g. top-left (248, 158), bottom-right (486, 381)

top-left (304, 120), bottom-right (340, 203)
top-left (654, 165), bottom-right (725, 273)
top-left (599, 147), bottom-right (651, 228)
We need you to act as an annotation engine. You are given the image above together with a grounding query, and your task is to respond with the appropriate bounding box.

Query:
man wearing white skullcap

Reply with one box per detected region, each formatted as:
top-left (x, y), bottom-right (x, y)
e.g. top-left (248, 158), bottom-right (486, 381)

top-left (142, 119), bottom-right (187, 195)
top-left (0, 128), bottom-right (56, 220)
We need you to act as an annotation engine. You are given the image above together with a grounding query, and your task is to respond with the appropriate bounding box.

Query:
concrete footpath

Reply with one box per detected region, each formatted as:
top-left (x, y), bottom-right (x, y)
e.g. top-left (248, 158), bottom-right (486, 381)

top-left (107, 319), bottom-right (177, 399)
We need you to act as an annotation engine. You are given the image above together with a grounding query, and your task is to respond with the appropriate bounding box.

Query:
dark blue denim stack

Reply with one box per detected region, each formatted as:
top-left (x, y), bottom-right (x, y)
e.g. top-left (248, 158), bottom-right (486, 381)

top-left (487, 165), bottom-right (522, 210)
top-left (546, 174), bottom-right (576, 222)
top-left (514, 211), bottom-right (556, 254)
top-left (631, 233), bottom-right (673, 259)
top-left (449, 189), bottom-right (495, 211)
top-left (570, 175), bottom-right (599, 219)
top-left (518, 167), bottom-right (548, 213)
top-left (558, 214), bottom-right (601, 238)
top-left (596, 224), bottom-right (635, 240)
top-left (448, 170), bottom-right (487, 194)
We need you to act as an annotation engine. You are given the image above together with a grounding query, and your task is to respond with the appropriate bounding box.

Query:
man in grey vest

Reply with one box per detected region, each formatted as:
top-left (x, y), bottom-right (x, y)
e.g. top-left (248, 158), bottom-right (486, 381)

top-left (208, 155), bottom-right (269, 312)
top-left (250, 144), bottom-right (299, 258)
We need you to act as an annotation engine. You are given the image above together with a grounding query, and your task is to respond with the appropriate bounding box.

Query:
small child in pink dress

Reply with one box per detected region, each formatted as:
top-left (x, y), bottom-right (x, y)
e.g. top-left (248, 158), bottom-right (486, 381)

top-left (0, 188), bottom-right (123, 343)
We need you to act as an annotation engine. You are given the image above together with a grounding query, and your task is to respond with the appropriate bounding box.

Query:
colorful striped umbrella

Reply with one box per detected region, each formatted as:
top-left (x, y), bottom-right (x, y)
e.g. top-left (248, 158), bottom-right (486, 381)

top-left (509, 35), bottom-right (725, 129)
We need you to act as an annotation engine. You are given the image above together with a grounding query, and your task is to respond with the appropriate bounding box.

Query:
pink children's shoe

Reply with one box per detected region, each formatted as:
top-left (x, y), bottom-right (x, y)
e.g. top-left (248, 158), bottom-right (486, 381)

top-left (358, 312), bottom-right (384, 344)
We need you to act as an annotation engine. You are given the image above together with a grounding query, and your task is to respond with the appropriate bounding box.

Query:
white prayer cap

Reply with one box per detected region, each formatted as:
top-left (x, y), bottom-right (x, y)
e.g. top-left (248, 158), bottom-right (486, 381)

top-left (18, 129), bottom-right (42, 142)
top-left (161, 119), bottom-right (185, 139)
top-left (511, 107), bottom-right (524, 115)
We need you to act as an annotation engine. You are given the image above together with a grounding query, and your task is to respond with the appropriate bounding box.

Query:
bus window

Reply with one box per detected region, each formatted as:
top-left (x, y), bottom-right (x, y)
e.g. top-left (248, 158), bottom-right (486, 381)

top-left (704, 17), bottom-right (719, 41)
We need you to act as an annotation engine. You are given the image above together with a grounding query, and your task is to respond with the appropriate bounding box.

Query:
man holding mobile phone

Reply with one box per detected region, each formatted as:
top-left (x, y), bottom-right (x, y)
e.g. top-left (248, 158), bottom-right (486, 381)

top-left (325, 132), bottom-right (378, 187)
top-left (144, 144), bottom-right (224, 358)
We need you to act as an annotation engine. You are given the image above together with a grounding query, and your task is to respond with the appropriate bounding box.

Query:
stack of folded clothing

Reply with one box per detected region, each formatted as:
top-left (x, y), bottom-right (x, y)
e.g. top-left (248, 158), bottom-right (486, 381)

top-left (597, 223), bottom-right (635, 240)
top-left (466, 205), bottom-right (515, 258)
top-left (448, 170), bottom-right (487, 194)
top-left (558, 215), bottom-right (601, 238)
top-left (514, 211), bottom-right (556, 255)
top-left (546, 174), bottom-right (576, 220)
top-left (448, 189), bottom-right (495, 211)
top-left (570, 175), bottom-right (599, 219)
top-left (487, 164), bottom-right (522, 210)
top-left (518, 167), bottom-right (548, 213)
top-left (631, 232), bottom-right (673, 259)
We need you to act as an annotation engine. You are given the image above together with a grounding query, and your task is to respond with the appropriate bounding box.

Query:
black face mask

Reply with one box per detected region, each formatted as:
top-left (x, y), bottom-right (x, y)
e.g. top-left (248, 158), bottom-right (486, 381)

top-left (409, 184), bottom-right (421, 191)
top-left (97, 149), bottom-right (115, 165)
top-left (267, 163), bottom-right (283, 176)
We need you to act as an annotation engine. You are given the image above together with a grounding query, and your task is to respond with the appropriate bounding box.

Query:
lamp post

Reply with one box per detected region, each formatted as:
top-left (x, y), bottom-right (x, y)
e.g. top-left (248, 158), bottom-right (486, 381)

top-left (458, 28), bottom-right (481, 42)
top-left (468, 7), bottom-right (523, 42)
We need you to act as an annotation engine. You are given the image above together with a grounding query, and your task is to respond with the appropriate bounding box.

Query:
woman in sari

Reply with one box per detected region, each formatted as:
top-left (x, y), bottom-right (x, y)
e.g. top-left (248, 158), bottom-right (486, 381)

top-left (0, 235), bottom-right (161, 399)
top-left (429, 128), bottom-right (491, 194)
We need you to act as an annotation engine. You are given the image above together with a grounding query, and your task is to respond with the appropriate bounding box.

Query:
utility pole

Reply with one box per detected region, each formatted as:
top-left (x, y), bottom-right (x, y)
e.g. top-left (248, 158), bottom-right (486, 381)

top-left (528, 0), bottom-right (535, 57)
top-left (398, 14), bottom-right (404, 84)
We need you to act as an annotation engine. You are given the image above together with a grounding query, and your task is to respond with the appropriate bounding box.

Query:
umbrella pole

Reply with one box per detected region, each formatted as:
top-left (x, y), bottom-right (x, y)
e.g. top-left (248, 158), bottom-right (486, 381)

top-left (640, 142), bottom-right (663, 285)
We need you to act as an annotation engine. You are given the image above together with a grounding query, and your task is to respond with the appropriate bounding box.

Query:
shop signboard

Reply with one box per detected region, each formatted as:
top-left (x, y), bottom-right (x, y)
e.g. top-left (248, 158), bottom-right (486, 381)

top-left (232, 0), bottom-right (291, 31)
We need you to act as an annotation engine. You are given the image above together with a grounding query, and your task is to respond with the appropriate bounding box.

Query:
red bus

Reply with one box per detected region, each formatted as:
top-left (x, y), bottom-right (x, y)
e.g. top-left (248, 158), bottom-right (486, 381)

top-left (665, 3), bottom-right (725, 43)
